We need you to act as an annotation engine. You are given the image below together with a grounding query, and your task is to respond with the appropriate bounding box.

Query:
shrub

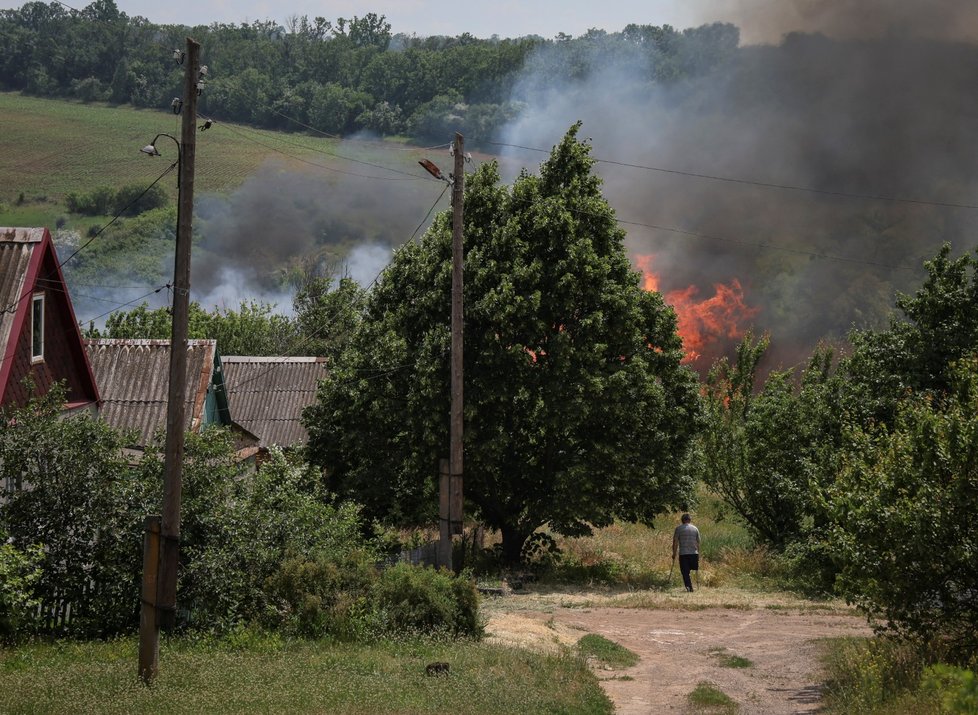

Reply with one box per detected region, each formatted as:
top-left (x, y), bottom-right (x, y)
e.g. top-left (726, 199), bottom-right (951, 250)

top-left (923, 664), bottom-right (978, 714)
top-left (112, 183), bottom-right (169, 216)
top-left (0, 385), bottom-right (155, 638)
top-left (263, 552), bottom-right (379, 640)
top-left (0, 529), bottom-right (43, 641)
top-left (65, 186), bottom-right (115, 215)
top-left (374, 563), bottom-right (482, 639)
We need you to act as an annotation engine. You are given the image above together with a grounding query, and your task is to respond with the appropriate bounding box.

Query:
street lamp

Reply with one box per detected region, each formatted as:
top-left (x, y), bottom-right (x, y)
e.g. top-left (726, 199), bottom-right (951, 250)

top-left (140, 133), bottom-right (181, 185)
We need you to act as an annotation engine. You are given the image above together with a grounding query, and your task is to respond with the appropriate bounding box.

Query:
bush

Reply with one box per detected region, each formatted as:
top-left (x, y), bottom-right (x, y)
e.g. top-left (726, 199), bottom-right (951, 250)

top-left (112, 183), bottom-right (169, 217)
top-left (923, 665), bottom-right (978, 714)
top-left (65, 186), bottom-right (115, 215)
top-left (0, 386), bottom-right (155, 638)
top-left (0, 529), bottom-right (43, 642)
top-left (374, 563), bottom-right (482, 639)
top-left (263, 552), bottom-right (379, 640)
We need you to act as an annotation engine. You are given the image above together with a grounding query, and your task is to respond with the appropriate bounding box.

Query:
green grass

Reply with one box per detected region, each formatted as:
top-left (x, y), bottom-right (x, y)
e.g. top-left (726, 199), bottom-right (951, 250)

top-left (708, 647), bottom-right (753, 668)
top-left (576, 634), bottom-right (639, 669)
top-left (688, 681), bottom-right (738, 713)
top-left (0, 91), bottom-right (434, 224)
top-left (540, 484), bottom-right (780, 592)
top-left (820, 636), bottom-right (945, 715)
top-left (0, 635), bottom-right (612, 714)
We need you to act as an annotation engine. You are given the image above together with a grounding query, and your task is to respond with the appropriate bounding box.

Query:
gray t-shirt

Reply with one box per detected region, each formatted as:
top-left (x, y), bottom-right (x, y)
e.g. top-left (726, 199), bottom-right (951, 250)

top-left (673, 523), bottom-right (700, 555)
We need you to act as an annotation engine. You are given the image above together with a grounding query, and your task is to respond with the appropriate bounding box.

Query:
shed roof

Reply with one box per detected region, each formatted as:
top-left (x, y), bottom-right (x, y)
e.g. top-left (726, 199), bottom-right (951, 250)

top-left (84, 338), bottom-right (224, 447)
top-left (221, 356), bottom-right (327, 448)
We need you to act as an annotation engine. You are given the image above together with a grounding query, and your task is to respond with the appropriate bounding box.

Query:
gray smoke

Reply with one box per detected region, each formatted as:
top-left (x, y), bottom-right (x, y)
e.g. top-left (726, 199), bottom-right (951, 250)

top-left (191, 156), bottom-right (446, 311)
top-left (713, 0), bottom-right (978, 44)
top-left (499, 4), bottom-right (978, 368)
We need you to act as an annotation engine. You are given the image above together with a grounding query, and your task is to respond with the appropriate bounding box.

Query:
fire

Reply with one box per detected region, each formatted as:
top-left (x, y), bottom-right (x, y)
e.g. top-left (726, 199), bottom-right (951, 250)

top-left (635, 254), bottom-right (758, 363)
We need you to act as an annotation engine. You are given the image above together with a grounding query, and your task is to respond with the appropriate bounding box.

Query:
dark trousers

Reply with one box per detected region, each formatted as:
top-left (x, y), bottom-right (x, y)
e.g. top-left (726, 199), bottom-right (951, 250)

top-left (679, 554), bottom-right (699, 591)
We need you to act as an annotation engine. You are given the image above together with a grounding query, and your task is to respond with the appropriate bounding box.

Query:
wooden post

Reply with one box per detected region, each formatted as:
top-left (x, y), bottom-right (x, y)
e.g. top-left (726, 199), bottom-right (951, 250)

top-left (157, 36), bottom-right (199, 631)
top-left (438, 458), bottom-right (452, 569)
top-left (448, 132), bottom-right (465, 557)
top-left (138, 515), bottom-right (161, 683)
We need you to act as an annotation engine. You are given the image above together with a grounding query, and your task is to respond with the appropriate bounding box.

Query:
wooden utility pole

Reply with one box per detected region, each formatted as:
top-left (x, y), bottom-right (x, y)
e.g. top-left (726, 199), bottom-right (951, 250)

top-left (439, 132), bottom-right (465, 570)
top-left (159, 34), bottom-right (198, 627)
top-left (138, 516), bottom-right (161, 683)
top-left (139, 36), bottom-right (198, 683)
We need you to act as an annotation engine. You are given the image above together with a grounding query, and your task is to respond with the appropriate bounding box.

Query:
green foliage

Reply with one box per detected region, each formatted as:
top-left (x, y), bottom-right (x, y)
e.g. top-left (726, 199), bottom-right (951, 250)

top-left (922, 665), bottom-right (978, 714)
top-left (96, 300), bottom-right (299, 356)
top-left (0, 384), bottom-right (155, 638)
top-left (263, 551), bottom-right (379, 640)
top-left (0, 528), bottom-right (43, 641)
top-left (292, 276), bottom-right (366, 362)
top-left (373, 563), bottom-right (482, 638)
top-left (695, 333), bottom-right (840, 550)
top-left (844, 244), bottom-right (978, 424)
top-left (64, 183), bottom-right (168, 217)
top-left (577, 633), bottom-right (639, 668)
top-left (823, 359), bottom-right (978, 660)
top-left (708, 647), bottom-right (753, 668)
top-left (306, 124), bottom-right (702, 563)
top-left (822, 636), bottom-right (943, 714)
top-left (65, 186), bottom-right (115, 215)
top-left (158, 439), bottom-right (378, 632)
top-left (0, 4), bottom-right (735, 145)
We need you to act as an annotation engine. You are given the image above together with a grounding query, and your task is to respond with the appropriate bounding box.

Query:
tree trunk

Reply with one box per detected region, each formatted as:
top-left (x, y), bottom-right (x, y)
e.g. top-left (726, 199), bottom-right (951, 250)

top-left (500, 524), bottom-right (527, 565)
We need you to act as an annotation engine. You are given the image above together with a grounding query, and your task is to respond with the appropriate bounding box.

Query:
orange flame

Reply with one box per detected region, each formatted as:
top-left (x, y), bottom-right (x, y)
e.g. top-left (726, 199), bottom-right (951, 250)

top-left (635, 254), bottom-right (758, 363)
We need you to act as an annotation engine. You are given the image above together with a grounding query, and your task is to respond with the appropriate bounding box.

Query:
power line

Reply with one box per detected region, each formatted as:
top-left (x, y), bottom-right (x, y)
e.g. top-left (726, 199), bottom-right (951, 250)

top-left (487, 140), bottom-right (978, 211)
top-left (58, 162), bottom-right (178, 269)
top-left (79, 284), bottom-right (171, 326)
top-left (1, 163), bottom-right (178, 316)
top-left (503, 185), bottom-right (921, 272)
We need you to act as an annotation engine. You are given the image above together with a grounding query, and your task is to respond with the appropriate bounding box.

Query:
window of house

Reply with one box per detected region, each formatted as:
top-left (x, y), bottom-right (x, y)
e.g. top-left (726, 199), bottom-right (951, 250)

top-left (31, 293), bottom-right (44, 362)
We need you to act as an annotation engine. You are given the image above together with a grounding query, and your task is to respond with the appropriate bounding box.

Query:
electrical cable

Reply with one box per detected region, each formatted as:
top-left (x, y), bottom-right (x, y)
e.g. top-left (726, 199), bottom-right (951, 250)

top-left (487, 140), bottom-right (978, 211)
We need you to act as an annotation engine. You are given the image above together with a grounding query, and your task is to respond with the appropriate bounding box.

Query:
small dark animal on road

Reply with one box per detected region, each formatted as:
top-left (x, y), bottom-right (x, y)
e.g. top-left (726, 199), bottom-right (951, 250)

top-left (425, 662), bottom-right (450, 676)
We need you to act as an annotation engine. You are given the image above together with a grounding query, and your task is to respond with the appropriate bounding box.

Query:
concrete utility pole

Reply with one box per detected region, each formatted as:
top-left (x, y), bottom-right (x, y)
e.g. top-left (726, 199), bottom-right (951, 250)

top-left (139, 36), bottom-right (198, 684)
top-left (439, 132), bottom-right (465, 570)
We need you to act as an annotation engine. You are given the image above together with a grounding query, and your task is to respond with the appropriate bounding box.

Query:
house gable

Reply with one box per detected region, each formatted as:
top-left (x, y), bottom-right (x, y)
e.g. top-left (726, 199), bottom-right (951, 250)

top-left (0, 228), bottom-right (99, 409)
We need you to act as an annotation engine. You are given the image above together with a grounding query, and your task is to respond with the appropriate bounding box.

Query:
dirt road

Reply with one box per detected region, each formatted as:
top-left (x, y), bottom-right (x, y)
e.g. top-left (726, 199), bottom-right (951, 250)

top-left (485, 590), bottom-right (871, 714)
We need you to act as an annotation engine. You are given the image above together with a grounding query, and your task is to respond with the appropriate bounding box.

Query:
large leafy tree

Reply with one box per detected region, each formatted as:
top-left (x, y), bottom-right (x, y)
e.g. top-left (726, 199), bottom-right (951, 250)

top-left (305, 124), bottom-right (702, 561)
top-left (825, 359), bottom-right (978, 660)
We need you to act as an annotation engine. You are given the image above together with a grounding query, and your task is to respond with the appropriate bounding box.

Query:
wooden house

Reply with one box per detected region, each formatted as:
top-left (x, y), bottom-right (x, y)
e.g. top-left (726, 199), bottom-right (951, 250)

top-left (0, 227), bottom-right (99, 413)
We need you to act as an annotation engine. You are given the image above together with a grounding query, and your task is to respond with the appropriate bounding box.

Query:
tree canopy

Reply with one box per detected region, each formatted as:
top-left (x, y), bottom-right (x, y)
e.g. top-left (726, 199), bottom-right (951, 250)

top-left (305, 123), bottom-right (702, 561)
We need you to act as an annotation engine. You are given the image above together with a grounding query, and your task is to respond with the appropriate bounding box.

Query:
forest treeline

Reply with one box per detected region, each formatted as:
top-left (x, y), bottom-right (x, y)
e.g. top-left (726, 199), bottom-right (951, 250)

top-left (0, 0), bottom-right (738, 143)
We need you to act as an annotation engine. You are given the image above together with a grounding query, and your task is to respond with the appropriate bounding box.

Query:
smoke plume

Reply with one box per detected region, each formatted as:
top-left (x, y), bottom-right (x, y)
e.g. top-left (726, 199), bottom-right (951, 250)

top-left (500, 2), bottom-right (978, 368)
top-left (191, 156), bottom-right (445, 311)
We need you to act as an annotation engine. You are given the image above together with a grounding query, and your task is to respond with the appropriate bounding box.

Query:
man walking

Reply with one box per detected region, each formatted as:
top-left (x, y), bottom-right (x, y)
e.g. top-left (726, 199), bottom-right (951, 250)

top-left (672, 513), bottom-right (700, 592)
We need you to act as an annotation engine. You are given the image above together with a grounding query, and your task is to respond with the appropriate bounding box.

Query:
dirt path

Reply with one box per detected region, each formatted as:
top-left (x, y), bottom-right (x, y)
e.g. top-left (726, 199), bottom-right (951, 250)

top-left (484, 590), bottom-right (871, 714)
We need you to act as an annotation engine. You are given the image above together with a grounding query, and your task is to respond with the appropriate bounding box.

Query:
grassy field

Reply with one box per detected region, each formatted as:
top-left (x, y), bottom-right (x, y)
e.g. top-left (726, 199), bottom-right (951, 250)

top-left (0, 92), bottom-right (434, 220)
top-left (0, 634), bottom-right (611, 715)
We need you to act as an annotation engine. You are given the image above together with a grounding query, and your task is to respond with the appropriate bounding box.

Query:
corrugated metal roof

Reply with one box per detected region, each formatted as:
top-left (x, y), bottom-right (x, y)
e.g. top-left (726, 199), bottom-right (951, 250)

top-left (84, 339), bottom-right (218, 447)
top-left (0, 229), bottom-right (41, 356)
top-left (221, 356), bottom-right (326, 448)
